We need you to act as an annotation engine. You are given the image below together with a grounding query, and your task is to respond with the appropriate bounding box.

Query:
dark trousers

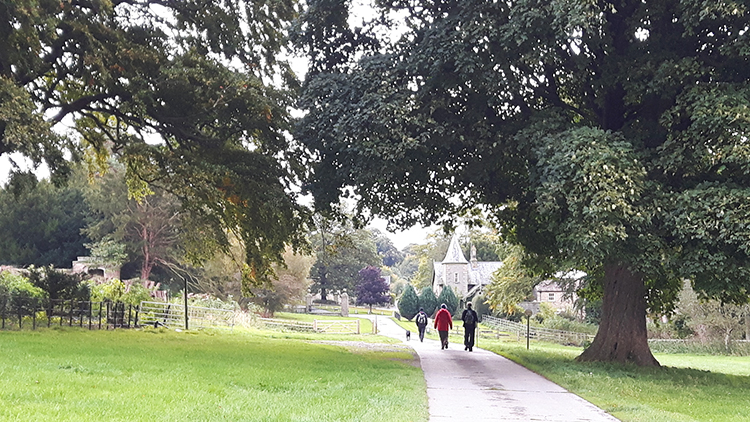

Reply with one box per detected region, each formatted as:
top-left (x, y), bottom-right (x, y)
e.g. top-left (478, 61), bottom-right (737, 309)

top-left (417, 325), bottom-right (426, 342)
top-left (464, 324), bottom-right (476, 349)
top-left (439, 330), bottom-right (449, 348)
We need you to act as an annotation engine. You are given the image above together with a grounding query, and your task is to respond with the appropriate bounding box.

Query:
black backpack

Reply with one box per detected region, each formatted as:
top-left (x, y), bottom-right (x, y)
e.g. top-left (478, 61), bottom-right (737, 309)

top-left (464, 310), bottom-right (475, 325)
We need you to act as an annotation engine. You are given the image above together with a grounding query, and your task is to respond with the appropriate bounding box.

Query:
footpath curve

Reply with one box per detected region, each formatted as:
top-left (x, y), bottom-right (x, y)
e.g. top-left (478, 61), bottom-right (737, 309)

top-left (366, 315), bottom-right (620, 422)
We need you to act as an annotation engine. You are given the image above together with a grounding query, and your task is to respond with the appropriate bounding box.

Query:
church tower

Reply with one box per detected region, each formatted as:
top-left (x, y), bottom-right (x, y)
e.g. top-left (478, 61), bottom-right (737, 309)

top-left (438, 235), bottom-right (469, 295)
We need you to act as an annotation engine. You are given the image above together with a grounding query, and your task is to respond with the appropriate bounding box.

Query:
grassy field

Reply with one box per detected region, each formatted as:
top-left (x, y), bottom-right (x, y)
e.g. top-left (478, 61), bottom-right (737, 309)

top-left (273, 312), bottom-right (375, 334)
top-left (478, 336), bottom-right (750, 422)
top-left (0, 327), bottom-right (427, 422)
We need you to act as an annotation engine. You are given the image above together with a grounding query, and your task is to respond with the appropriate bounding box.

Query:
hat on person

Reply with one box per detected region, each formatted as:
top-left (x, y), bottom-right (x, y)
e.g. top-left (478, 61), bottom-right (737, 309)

top-left (441, 303), bottom-right (446, 309)
top-left (467, 303), bottom-right (472, 308)
top-left (419, 307), bottom-right (424, 312)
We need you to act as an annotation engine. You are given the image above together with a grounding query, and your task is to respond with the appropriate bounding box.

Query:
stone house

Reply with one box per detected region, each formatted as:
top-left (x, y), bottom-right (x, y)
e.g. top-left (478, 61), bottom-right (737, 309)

top-left (431, 235), bottom-right (503, 299)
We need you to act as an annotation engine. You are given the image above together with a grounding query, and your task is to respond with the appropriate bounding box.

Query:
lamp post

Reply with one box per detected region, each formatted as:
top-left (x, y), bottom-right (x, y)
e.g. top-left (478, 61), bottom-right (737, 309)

top-left (524, 309), bottom-right (533, 350)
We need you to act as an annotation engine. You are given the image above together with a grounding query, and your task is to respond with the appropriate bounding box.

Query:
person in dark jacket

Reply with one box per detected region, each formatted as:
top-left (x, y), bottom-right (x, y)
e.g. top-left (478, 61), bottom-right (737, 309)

top-left (434, 303), bottom-right (453, 349)
top-left (415, 307), bottom-right (429, 342)
top-left (461, 303), bottom-right (479, 351)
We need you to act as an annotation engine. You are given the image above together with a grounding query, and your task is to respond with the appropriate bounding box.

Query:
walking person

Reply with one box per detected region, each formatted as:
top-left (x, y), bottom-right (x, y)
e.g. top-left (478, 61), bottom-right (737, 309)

top-left (415, 307), bottom-right (429, 342)
top-left (461, 302), bottom-right (479, 351)
top-left (434, 303), bottom-right (453, 349)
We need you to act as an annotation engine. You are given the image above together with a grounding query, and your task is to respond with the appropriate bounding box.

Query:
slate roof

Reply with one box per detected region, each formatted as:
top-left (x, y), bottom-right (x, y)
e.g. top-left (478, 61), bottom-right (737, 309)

top-left (442, 235), bottom-right (468, 263)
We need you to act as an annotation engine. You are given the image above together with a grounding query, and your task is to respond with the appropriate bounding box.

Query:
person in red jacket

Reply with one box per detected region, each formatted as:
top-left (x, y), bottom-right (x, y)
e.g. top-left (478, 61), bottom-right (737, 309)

top-left (434, 303), bottom-right (453, 350)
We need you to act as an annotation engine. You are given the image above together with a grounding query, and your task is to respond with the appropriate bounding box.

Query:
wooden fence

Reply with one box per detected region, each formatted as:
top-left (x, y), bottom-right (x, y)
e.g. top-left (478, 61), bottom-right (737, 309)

top-left (313, 319), bottom-right (360, 334)
top-left (257, 317), bottom-right (360, 334)
top-left (481, 315), bottom-right (595, 346)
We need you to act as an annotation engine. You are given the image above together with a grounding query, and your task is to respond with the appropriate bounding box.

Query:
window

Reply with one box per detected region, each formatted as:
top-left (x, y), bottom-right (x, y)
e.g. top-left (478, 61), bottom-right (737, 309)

top-left (548, 293), bottom-right (555, 301)
top-left (454, 273), bottom-right (458, 283)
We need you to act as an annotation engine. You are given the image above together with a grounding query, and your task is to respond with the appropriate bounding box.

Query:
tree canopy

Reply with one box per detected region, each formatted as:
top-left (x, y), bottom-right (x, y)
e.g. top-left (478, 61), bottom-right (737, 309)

top-left (1, 0), bottom-right (309, 288)
top-left (356, 265), bottom-right (391, 312)
top-left (295, 0), bottom-right (750, 365)
top-left (310, 216), bottom-right (381, 301)
top-left (0, 172), bottom-right (90, 267)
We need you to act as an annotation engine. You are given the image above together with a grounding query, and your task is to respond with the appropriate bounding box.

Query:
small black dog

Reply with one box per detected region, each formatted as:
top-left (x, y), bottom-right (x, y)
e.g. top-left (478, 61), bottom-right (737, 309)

top-left (406, 330), bottom-right (411, 341)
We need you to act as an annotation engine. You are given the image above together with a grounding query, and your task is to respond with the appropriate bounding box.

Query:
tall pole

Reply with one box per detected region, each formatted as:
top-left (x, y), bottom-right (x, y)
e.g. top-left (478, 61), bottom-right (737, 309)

top-left (184, 277), bottom-right (189, 330)
top-left (525, 309), bottom-right (532, 350)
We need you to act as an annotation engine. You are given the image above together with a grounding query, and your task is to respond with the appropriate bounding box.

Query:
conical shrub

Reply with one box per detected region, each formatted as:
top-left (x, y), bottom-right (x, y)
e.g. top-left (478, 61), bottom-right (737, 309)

top-left (398, 284), bottom-right (420, 320)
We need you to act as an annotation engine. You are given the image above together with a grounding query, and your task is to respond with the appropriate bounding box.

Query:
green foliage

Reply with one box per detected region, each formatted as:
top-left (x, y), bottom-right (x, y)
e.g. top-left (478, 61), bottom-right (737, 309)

top-left (485, 246), bottom-right (537, 314)
top-left (248, 249), bottom-right (314, 316)
top-left (1, 0), bottom-right (311, 290)
top-left (88, 279), bottom-right (151, 306)
top-left (676, 281), bottom-right (750, 349)
top-left (471, 294), bottom-right (492, 321)
top-left (26, 265), bottom-right (88, 301)
top-left (295, 0), bottom-right (750, 364)
top-left (371, 229), bottom-right (404, 267)
top-left (409, 234), bottom-right (451, 290)
top-left (418, 286), bottom-right (438, 317)
top-left (0, 270), bottom-right (45, 303)
top-left (397, 284), bottom-right (420, 320)
top-left (0, 176), bottom-right (90, 267)
top-left (393, 247), bottom-right (419, 282)
top-left (84, 238), bottom-right (127, 269)
top-left (310, 216), bottom-right (381, 301)
top-left (436, 286), bottom-right (459, 316)
top-left (540, 316), bottom-right (598, 336)
top-left (460, 229), bottom-right (504, 262)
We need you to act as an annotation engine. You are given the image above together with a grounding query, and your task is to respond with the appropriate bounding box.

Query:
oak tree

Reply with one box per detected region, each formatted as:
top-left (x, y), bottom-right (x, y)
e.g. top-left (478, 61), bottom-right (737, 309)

top-left (1, 0), bottom-right (309, 289)
top-left (296, 0), bottom-right (750, 365)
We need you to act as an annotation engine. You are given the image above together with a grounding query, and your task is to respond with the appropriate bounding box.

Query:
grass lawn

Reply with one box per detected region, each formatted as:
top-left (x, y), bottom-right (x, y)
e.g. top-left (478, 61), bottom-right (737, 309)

top-left (479, 337), bottom-right (750, 422)
top-left (273, 312), bottom-right (375, 334)
top-left (0, 327), bottom-right (427, 422)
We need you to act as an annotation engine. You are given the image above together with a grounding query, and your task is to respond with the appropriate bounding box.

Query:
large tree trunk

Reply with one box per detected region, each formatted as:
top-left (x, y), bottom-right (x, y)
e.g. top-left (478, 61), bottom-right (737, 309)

top-left (577, 262), bottom-right (660, 366)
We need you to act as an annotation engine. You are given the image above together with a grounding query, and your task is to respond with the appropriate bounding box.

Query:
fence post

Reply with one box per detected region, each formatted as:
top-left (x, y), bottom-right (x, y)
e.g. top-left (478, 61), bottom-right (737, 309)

top-left (68, 300), bottom-right (74, 327)
top-left (106, 302), bottom-right (110, 330)
top-left (88, 301), bottom-right (92, 330)
top-left (2, 296), bottom-right (6, 329)
top-left (32, 304), bottom-right (36, 330)
top-left (128, 304), bottom-right (132, 328)
top-left (357, 319), bottom-right (360, 334)
top-left (79, 301), bottom-right (83, 327)
top-left (98, 302), bottom-right (102, 330)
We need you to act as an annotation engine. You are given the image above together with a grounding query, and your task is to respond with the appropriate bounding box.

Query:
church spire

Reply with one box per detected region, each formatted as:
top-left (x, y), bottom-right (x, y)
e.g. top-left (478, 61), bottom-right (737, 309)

top-left (442, 235), bottom-right (468, 263)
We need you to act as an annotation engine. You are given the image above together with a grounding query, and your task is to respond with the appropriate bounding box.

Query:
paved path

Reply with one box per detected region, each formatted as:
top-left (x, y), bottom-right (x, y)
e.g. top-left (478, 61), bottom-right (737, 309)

top-left (368, 315), bottom-right (619, 422)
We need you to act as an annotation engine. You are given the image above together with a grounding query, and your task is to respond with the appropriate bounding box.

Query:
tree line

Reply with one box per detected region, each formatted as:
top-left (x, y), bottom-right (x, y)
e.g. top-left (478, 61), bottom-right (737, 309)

top-left (2, 0), bottom-right (750, 365)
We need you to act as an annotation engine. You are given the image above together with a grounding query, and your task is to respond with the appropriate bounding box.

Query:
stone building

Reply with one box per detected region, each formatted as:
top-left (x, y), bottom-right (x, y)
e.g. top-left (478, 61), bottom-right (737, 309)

top-left (432, 235), bottom-right (503, 299)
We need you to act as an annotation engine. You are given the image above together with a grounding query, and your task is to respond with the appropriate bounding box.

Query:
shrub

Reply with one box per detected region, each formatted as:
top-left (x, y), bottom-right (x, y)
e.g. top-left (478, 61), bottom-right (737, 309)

top-left (542, 316), bottom-right (598, 335)
top-left (397, 284), bottom-right (420, 320)
top-left (26, 265), bottom-right (88, 301)
top-left (436, 286), bottom-right (459, 316)
top-left (471, 294), bottom-right (492, 322)
top-left (89, 279), bottom-right (152, 306)
top-left (0, 270), bottom-right (46, 311)
top-left (418, 286), bottom-right (438, 316)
